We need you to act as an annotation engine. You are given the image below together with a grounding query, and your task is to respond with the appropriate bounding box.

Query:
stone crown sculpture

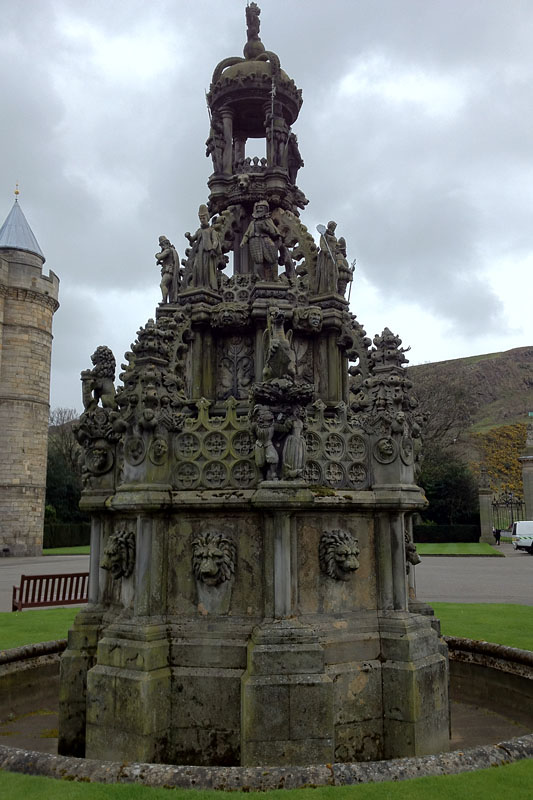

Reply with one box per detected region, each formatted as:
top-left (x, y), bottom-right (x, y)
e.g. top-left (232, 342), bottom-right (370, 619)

top-left (59, 4), bottom-right (448, 770)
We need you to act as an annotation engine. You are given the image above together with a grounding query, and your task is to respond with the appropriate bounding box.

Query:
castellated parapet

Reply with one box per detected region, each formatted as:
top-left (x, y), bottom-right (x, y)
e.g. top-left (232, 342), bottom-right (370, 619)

top-left (0, 209), bottom-right (60, 556)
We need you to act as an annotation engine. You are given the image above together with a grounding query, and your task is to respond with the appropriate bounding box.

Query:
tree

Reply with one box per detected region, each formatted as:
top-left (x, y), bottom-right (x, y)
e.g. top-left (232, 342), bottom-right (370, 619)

top-left (409, 368), bottom-right (472, 453)
top-left (46, 408), bottom-right (86, 522)
top-left (418, 446), bottom-right (479, 526)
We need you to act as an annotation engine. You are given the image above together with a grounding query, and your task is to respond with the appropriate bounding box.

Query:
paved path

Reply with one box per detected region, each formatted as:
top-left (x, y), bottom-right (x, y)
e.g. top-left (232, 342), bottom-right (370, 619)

top-left (1, 544), bottom-right (531, 612)
top-left (0, 555), bottom-right (89, 612)
top-left (414, 543), bottom-right (533, 606)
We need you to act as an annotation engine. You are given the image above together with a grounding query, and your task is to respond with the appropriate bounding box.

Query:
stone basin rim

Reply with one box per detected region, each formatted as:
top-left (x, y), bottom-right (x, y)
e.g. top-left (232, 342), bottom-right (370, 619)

top-left (1, 637), bottom-right (532, 790)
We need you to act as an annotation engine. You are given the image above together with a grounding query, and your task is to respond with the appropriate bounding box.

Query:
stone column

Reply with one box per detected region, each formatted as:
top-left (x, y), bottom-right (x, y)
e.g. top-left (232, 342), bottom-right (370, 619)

top-left (85, 516), bottom-right (171, 763)
top-left (241, 509), bottom-right (334, 766)
top-left (519, 422), bottom-right (533, 521)
top-left (478, 467), bottom-right (494, 544)
top-left (221, 107), bottom-right (234, 175)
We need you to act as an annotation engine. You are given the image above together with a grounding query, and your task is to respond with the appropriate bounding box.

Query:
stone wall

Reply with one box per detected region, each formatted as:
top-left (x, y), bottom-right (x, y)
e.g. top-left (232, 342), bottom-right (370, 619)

top-left (0, 251), bottom-right (59, 556)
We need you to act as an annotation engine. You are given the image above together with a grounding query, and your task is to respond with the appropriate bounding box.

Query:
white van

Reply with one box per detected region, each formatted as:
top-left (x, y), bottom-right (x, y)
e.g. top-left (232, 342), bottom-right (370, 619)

top-left (510, 520), bottom-right (533, 554)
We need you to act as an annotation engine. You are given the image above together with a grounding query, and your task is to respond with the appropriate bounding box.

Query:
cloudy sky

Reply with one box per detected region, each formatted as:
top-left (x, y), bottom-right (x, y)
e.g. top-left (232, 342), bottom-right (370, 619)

top-left (1, 0), bottom-right (533, 412)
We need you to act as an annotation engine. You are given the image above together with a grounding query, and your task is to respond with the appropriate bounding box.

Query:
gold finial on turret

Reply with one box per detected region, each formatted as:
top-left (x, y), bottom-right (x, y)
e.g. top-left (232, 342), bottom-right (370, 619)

top-left (14, 183), bottom-right (20, 197)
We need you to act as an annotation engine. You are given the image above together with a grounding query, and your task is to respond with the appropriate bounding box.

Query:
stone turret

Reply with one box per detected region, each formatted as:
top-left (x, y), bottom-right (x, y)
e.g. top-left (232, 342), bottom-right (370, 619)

top-left (0, 195), bottom-right (59, 556)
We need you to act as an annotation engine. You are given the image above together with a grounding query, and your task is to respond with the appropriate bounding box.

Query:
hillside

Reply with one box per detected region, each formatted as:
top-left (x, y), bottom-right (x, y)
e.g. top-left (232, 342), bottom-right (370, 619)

top-left (409, 346), bottom-right (533, 433)
top-left (408, 346), bottom-right (533, 493)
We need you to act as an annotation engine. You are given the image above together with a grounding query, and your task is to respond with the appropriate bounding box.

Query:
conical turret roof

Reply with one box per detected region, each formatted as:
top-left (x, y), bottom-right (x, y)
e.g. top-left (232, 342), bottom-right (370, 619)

top-left (0, 198), bottom-right (45, 261)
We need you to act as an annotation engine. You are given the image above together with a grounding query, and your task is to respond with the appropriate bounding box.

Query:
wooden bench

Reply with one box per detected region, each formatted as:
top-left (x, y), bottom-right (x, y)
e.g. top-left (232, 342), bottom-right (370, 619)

top-left (12, 572), bottom-right (89, 611)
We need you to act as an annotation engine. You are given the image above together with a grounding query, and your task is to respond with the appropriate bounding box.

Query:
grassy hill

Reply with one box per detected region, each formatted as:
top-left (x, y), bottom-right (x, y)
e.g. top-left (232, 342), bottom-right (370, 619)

top-left (409, 346), bottom-right (533, 433)
top-left (408, 346), bottom-right (533, 493)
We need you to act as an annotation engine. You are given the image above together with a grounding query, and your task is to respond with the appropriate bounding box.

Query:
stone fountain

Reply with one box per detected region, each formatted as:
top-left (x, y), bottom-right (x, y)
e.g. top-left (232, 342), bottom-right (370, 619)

top-left (58, 3), bottom-right (449, 767)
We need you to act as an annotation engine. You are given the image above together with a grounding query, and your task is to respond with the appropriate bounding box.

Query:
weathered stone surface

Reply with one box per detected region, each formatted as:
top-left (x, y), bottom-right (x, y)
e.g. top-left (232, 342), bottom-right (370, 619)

top-left (58, 3), bottom-right (449, 767)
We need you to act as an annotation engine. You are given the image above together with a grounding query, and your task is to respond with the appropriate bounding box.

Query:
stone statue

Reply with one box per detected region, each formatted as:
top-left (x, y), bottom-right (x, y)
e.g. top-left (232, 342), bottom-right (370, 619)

top-left (262, 307), bottom-right (296, 381)
top-left (251, 404), bottom-right (278, 481)
top-left (155, 236), bottom-right (180, 303)
top-left (287, 132), bottom-right (304, 184)
top-left (336, 237), bottom-right (353, 297)
top-left (315, 221), bottom-right (338, 294)
top-left (205, 113), bottom-right (225, 173)
top-left (244, 2), bottom-right (265, 60)
top-left (281, 407), bottom-right (306, 479)
top-left (81, 346), bottom-right (117, 412)
top-left (241, 200), bottom-right (281, 282)
top-left (185, 204), bottom-right (222, 291)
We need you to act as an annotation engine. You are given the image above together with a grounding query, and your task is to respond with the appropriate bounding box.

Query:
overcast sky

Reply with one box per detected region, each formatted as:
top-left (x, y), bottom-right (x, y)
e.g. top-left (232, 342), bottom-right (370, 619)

top-left (1, 0), bottom-right (533, 412)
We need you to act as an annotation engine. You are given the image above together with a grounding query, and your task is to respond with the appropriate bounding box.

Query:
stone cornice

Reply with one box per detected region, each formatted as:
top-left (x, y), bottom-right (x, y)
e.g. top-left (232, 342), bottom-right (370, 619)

top-left (4, 286), bottom-right (59, 312)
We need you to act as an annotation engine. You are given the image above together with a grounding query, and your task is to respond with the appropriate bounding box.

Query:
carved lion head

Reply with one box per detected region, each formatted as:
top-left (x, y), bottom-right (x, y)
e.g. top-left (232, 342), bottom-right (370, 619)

top-left (319, 529), bottom-right (360, 581)
top-left (191, 531), bottom-right (236, 586)
top-left (101, 529), bottom-right (136, 579)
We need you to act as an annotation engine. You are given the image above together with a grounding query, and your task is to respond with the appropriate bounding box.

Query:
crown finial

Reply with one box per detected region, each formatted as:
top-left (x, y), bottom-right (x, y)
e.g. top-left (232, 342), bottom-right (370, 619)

top-left (14, 183), bottom-right (20, 197)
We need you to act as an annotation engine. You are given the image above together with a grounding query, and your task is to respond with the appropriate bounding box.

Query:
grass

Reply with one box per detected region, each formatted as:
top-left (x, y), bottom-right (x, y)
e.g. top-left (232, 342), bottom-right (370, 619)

top-left (432, 602), bottom-right (533, 651)
top-left (1, 760), bottom-right (533, 799)
top-left (0, 607), bottom-right (79, 649)
top-left (42, 546), bottom-right (90, 555)
top-left (416, 542), bottom-right (503, 556)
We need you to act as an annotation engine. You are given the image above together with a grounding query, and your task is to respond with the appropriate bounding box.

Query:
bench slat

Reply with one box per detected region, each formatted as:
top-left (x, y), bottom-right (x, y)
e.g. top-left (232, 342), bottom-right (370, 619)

top-left (11, 572), bottom-right (89, 611)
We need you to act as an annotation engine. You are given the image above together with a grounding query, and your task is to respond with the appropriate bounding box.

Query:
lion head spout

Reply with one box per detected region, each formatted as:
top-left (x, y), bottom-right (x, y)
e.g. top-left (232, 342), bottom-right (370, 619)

top-left (191, 531), bottom-right (236, 586)
top-left (319, 529), bottom-right (360, 581)
top-left (101, 529), bottom-right (136, 579)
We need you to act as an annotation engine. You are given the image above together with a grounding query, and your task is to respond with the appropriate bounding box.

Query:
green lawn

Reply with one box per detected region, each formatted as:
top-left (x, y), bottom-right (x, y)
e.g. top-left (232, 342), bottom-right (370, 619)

top-left (1, 759), bottom-right (533, 799)
top-left (432, 602), bottom-right (533, 651)
top-left (42, 546), bottom-right (90, 555)
top-left (1, 606), bottom-right (533, 796)
top-left (416, 542), bottom-right (503, 556)
top-left (0, 607), bottom-right (78, 649)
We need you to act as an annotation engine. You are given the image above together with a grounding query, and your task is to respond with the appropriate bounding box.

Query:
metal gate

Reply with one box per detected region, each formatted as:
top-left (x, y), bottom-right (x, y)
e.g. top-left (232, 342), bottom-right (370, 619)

top-left (491, 491), bottom-right (525, 531)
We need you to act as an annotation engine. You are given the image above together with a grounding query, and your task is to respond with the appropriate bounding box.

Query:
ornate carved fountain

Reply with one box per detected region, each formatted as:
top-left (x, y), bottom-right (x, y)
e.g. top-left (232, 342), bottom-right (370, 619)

top-left (58, 3), bottom-right (449, 767)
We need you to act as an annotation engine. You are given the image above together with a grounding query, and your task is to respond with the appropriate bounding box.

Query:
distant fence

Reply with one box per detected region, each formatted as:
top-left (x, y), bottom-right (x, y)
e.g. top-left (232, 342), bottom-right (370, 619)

top-left (43, 522), bottom-right (91, 549)
top-left (413, 524), bottom-right (480, 543)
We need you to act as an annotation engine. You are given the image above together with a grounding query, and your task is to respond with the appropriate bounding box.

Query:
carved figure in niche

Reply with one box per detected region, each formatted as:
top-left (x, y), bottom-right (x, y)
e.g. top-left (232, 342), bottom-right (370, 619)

top-left (281, 407), bottom-right (306, 479)
top-left (191, 530), bottom-right (236, 586)
top-left (374, 437), bottom-right (396, 463)
top-left (185, 205), bottom-right (222, 291)
top-left (287, 132), bottom-right (304, 185)
top-left (251, 404), bottom-right (278, 480)
top-left (205, 113), bottom-right (225, 173)
top-left (293, 306), bottom-right (323, 334)
top-left (155, 236), bottom-right (180, 303)
top-left (81, 346), bottom-right (117, 412)
top-left (315, 221), bottom-right (338, 294)
top-left (149, 437), bottom-right (168, 465)
top-left (244, 1), bottom-right (265, 59)
top-left (319, 529), bottom-right (360, 581)
top-left (101, 529), bottom-right (136, 579)
top-left (336, 237), bottom-right (353, 298)
top-left (85, 440), bottom-right (113, 475)
top-left (262, 307), bottom-right (296, 381)
top-left (405, 531), bottom-right (421, 574)
top-left (241, 200), bottom-right (281, 282)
